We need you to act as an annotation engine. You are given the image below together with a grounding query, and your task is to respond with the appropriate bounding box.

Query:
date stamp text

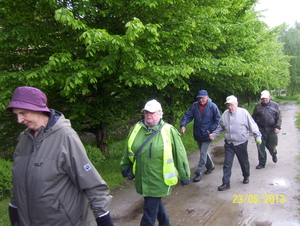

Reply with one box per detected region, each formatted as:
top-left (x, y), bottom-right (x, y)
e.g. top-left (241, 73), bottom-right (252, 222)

top-left (232, 194), bottom-right (286, 203)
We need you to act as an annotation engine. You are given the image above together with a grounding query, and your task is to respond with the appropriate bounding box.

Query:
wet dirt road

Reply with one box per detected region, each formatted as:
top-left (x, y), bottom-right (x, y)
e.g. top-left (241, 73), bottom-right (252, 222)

top-left (109, 101), bottom-right (300, 226)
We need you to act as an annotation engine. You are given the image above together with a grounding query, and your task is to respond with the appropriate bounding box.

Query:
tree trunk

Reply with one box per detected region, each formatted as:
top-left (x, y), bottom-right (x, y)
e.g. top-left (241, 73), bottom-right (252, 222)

top-left (95, 125), bottom-right (109, 156)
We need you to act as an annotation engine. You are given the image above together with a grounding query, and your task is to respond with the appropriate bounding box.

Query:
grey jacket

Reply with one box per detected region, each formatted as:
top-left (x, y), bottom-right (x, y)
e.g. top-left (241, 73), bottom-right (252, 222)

top-left (10, 110), bottom-right (112, 226)
top-left (211, 107), bottom-right (261, 146)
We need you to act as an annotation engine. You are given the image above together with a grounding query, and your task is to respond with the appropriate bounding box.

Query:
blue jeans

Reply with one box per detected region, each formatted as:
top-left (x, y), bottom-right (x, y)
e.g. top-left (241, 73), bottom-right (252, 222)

top-left (194, 141), bottom-right (214, 175)
top-left (140, 197), bottom-right (170, 226)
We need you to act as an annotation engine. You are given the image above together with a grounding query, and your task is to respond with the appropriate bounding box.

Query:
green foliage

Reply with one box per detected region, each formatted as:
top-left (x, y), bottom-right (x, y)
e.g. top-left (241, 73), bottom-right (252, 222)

top-left (0, 113), bottom-right (24, 158)
top-left (295, 111), bottom-right (300, 131)
top-left (0, 0), bottom-right (292, 155)
top-left (279, 22), bottom-right (300, 96)
top-left (0, 159), bottom-right (12, 201)
top-left (0, 197), bottom-right (10, 226)
top-left (85, 144), bottom-right (106, 165)
top-left (176, 120), bottom-right (198, 154)
top-left (93, 139), bottom-right (128, 192)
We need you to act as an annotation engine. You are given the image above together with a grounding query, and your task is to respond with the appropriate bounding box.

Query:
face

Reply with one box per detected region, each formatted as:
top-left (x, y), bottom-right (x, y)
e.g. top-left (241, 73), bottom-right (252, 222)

top-left (198, 96), bottom-right (209, 105)
top-left (226, 102), bottom-right (238, 112)
top-left (261, 97), bottom-right (270, 104)
top-left (143, 111), bottom-right (161, 126)
top-left (12, 108), bottom-right (46, 132)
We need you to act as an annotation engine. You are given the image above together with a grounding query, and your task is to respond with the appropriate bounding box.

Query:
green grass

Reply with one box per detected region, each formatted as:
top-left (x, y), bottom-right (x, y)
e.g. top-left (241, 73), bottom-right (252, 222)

top-left (0, 198), bottom-right (10, 226)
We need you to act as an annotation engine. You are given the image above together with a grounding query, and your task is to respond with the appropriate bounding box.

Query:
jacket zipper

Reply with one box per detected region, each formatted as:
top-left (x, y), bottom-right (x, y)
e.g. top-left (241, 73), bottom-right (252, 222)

top-left (149, 142), bottom-right (152, 158)
top-left (25, 136), bottom-right (35, 224)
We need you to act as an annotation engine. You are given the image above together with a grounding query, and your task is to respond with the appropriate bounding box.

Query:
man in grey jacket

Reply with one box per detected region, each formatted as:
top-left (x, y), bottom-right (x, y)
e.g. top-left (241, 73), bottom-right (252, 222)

top-left (7, 86), bottom-right (114, 226)
top-left (209, 95), bottom-right (262, 191)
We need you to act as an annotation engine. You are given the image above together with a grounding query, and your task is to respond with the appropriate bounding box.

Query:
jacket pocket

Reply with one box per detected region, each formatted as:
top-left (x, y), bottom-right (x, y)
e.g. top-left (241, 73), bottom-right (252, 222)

top-left (57, 200), bottom-right (82, 226)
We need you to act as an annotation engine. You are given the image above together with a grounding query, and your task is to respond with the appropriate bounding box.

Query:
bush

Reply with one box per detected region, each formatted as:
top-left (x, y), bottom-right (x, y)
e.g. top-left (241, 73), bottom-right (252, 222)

top-left (84, 144), bottom-right (106, 165)
top-left (0, 159), bottom-right (12, 201)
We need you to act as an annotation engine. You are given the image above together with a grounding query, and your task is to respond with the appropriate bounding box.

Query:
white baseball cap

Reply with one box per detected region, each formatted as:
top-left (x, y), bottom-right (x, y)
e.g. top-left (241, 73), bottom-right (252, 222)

top-left (224, 95), bottom-right (238, 104)
top-left (261, 90), bottom-right (270, 99)
top-left (141, 99), bottom-right (162, 113)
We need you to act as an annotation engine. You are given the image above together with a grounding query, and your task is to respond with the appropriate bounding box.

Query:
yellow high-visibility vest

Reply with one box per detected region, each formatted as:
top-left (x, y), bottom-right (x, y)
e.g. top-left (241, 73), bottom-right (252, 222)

top-left (127, 122), bottom-right (178, 186)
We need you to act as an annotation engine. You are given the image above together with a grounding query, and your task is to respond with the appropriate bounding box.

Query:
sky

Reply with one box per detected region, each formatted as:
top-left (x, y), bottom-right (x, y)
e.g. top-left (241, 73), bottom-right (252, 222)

top-left (255, 0), bottom-right (300, 28)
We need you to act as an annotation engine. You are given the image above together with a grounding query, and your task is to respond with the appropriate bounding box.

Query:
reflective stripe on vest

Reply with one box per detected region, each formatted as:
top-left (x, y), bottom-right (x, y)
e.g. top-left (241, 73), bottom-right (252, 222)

top-left (127, 122), bottom-right (178, 186)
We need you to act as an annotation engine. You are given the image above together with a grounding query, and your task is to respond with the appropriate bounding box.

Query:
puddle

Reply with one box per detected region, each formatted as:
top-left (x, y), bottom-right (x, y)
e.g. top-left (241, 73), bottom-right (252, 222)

top-left (270, 179), bottom-right (286, 186)
top-left (272, 222), bottom-right (300, 226)
top-left (250, 221), bottom-right (299, 226)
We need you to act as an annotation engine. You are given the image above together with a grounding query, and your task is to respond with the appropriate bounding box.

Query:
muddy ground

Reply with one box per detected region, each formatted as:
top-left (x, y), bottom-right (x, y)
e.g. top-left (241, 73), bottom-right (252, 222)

top-left (109, 101), bottom-right (300, 226)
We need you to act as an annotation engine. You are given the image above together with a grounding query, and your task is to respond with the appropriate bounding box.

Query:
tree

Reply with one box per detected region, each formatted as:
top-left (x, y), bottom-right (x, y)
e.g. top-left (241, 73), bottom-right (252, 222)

top-left (0, 0), bottom-right (291, 155)
top-left (279, 22), bottom-right (300, 96)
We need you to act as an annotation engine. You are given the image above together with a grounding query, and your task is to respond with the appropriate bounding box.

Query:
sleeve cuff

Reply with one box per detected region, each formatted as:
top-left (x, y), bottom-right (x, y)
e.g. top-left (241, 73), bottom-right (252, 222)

top-left (98, 211), bottom-right (109, 218)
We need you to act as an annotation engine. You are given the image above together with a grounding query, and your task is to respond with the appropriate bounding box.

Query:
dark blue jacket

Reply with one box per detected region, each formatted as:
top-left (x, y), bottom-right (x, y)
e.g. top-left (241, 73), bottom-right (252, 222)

top-left (180, 98), bottom-right (220, 142)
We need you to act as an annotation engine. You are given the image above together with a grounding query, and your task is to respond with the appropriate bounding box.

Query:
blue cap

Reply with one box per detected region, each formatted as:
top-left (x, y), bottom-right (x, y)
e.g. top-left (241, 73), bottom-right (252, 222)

top-left (196, 90), bottom-right (208, 98)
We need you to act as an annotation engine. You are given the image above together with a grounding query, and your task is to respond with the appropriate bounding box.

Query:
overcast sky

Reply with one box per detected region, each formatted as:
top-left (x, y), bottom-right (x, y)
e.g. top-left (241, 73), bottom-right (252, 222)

top-left (255, 0), bottom-right (300, 28)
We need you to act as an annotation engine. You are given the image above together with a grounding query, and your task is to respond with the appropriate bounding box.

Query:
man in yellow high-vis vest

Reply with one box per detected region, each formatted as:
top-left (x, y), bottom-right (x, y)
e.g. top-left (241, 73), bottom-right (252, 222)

top-left (120, 99), bottom-right (190, 226)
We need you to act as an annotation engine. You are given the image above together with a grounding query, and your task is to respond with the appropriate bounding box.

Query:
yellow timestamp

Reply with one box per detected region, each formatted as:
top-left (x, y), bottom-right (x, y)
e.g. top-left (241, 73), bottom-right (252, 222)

top-left (232, 194), bottom-right (286, 204)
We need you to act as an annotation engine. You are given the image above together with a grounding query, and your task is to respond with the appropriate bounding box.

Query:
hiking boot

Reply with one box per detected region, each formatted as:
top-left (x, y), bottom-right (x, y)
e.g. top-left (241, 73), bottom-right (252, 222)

top-left (218, 183), bottom-right (230, 191)
top-left (193, 174), bottom-right (201, 182)
top-left (256, 164), bottom-right (265, 169)
top-left (243, 177), bottom-right (249, 184)
top-left (204, 166), bottom-right (215, 174)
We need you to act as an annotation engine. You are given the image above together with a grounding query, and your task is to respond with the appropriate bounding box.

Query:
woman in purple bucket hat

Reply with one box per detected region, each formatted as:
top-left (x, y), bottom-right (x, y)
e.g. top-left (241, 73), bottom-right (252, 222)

top-left (6, 86), bottom-right (114, 226)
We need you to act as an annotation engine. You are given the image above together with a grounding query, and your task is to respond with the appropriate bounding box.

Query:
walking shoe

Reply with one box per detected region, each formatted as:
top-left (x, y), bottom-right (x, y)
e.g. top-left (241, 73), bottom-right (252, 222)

top-left (159, 224), bottom-right (170, 226)
top-left (204, 166), bottom-right (215, 174)
top-left (256, 164), bottom-right (265, 169)
top-left (218, 183), bottom-right (230, 191)
top-left (193, 173), bottom-right (201, 182)
top-left (272, 155), bottom-right (278, 163)
top-left (243, 177), bottom-right (249, 184)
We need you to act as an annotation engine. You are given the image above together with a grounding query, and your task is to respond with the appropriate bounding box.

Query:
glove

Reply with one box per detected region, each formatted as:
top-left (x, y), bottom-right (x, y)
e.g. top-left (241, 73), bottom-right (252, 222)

top-left (256, 140), bottom-right (262, 145)
top-left (8, 205), bottom-right (20, 226)
top-left (121, 167), bottom-right (135, 180)
top-left (96, 212), bottom-right (114, 226)
top-left (181, 180), bottom-right (190, 186)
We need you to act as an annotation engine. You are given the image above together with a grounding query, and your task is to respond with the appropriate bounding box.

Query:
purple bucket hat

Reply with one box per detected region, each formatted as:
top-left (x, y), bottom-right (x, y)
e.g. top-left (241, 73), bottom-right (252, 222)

top-left (7, 86), bottom-right (50, 112)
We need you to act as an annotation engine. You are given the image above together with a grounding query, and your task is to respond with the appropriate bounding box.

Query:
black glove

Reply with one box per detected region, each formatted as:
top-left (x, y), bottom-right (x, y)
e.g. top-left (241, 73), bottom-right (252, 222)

top-left (96, 212), bottom-right (114, 226)
top-left (8, 205), bottom-right (20, 226)
top-left (181, 179), bottom-right (190, 186)
top-left (121, 166), bottom-right (135, 180)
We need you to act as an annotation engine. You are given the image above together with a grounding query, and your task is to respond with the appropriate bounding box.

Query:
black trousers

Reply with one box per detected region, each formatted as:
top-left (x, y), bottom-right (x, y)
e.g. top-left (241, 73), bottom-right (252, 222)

top-left (222, 141), bottom-right (249, 184)
top-left (258, 127), bottom-right (278, 165)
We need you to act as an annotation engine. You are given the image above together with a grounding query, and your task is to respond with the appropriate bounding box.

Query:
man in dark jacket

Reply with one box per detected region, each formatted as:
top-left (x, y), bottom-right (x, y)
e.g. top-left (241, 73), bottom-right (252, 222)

top-left (180, 90), bottom-right (221, 182)
top-left (252, 90), bottom-right (282, 169)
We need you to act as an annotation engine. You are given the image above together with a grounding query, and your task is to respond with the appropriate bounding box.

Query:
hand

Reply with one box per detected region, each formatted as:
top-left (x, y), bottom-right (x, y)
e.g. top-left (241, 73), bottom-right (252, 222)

top-left (96, 212), bottom-right (114, 226)
top-left (256, 140), bottom-right (262, 145)
top-left (209, 134), bottom-right (215, 140)
top-left (180, 127), bottom-right (186, 134)
top-left (181, 180), bottom-right (190, 186)
top-left (274, 128), bottom-right (280, 134)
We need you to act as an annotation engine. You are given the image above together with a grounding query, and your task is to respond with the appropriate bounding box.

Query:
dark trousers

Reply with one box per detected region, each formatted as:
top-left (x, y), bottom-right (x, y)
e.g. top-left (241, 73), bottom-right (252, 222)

top-left (222, 141), bottom-right (249, 184)
top-left (140, 197), bottom-right (170, 226)
top-left (258, 127), bottom-right (278, 165)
